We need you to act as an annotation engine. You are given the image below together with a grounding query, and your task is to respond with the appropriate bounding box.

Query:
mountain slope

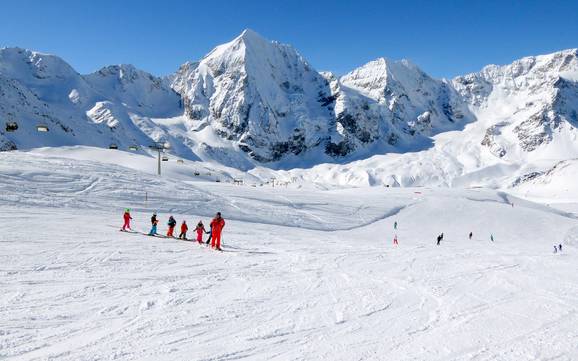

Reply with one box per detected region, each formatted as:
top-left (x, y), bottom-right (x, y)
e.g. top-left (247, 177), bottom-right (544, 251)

top-left (0, 47), bottom-right (181, 153)
top-left (1, 35), bottom-right (577, 191)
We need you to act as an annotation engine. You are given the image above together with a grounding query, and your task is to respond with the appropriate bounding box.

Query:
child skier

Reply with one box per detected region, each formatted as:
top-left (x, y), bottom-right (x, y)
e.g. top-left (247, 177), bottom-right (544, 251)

top-left (148, 213), bottom-right (158, 236)
top-left (553, 245), bottom-right (558, 254)
top-left (393, 234), bottom-right (398, 246)
top-left (178, 220), bottom-right (188, 240)
top-left (167, 216), bottom-right (177, 237)
top-left (121, 209), bottom-right (132, 231)
top-left (210, 212), bottom-right (225, 251)
top-left (195, 221), bottom-right (207, 244)
top-left (205, 224), bottom-right (212, 245)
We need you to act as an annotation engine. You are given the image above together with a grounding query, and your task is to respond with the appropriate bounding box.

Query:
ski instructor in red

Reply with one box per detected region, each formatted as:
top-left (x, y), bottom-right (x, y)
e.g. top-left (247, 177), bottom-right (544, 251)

top-left (210, 212), bottom-right (225, 251)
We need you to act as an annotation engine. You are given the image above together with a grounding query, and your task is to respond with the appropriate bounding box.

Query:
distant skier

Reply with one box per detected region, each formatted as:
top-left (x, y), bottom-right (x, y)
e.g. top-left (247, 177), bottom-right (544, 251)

top-left (469, 232), bottom-right (473, 240)
top-left (393, 234), bottom-right (398, 246)
top-left (490, 234), bottom-right (494, 242)
top-left (559, 244), bottom-right (562, 252)
top-left (178, 220), bottom-right (188, 240)
top-left (121, 209), bottom-right (132, 231)
top-left (394, 221), bottom-right (398, 230)
top-left (553, 245), bottom-right (558, 254)
top-left (436, 234), bottom-right (442, 246)
top-left (148, 213), bottom-right (158, 236)
top-left (167, 216), bottom-right (177, 237)
top-left (195, 221), bottom-right (207, 244)
top-left (210, 212), bottom-right (226, 251)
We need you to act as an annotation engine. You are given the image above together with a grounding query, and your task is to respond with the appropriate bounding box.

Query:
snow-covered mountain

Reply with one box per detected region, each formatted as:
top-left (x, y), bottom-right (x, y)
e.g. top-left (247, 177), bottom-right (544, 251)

top-left (0, 47), bottom-right (181, 152)
top-left (1, 31), bottom-right (577, 190)
top-left (454, 49), bottom-right (578, 159)
top-left (170, 29), bottom-right (336, 163)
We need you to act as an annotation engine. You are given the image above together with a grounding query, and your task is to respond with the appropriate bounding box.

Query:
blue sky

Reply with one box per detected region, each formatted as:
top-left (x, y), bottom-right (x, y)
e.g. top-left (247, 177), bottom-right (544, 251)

top-left (1, 0), bottom-right (576, 78)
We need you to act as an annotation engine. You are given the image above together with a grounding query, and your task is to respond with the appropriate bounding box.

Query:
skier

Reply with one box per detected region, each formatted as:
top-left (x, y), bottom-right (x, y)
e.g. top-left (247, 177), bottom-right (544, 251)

top-left (559, 244), bottom-right (562, 252)
top-left (210, 212), bottom-right (226, 251)
top-left (121, 209), bottom-right (132, 231)
top-left (490, 234), bottom-right (494, 242)
top-left (178, 220), bottom-right (188, 240)
top-left (167, 216), bottom-right (177, 237)
top-left (148, 213), bottom-right (158, 236)
top-left (195, 221), bottom-right (207, 244)
top-left (394, 221), bottom-right (398, 230)
top-left (393, 234), bottom-right (398, 246)
top-left (205, 224), bottom-right (212, 245)
top-left (436, 234), bottom-right (442, 246)
top-left (553, 245), bottom-right (558, 254)
top-left (469, 232), bottom-right (473, 240)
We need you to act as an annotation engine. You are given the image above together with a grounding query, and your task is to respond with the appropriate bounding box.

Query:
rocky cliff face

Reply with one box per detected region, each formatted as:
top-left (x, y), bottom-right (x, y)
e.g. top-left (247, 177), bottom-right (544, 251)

top-left (170, 29), bottom-right (336, 162)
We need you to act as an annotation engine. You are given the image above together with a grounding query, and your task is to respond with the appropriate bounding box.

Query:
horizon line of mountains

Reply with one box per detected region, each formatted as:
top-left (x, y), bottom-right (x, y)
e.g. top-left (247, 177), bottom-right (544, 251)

top-left (1, 29), bottom-right (577, 171)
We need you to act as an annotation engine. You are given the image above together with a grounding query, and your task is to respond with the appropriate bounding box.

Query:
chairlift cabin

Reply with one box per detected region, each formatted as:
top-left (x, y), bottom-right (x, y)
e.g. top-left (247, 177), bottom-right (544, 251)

top-left (109, 144), bottom-right (119, 150)
top-left (193, 171), bottom-right (200, 176)
top-left (162, 155), bottom-right (169, 161)
top-left (128, 145), bottom-right (139, 151)
top-left (177, 159), bottom-right (184, 164)
top-left (5, 122), bottom-right (18, 132)
top-left (36, 124), bottom-right (49, 132)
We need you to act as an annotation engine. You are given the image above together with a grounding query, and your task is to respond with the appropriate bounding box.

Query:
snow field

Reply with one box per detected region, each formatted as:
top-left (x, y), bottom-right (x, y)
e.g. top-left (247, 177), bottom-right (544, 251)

top-left (1, 150), bottom-right (577, 360)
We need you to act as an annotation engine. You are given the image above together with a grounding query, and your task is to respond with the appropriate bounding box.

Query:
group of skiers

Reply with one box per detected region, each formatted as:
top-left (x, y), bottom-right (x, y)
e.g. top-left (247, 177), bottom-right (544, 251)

top-left (391, 221), bottom-right (564, 253)
top-left (122, 209), bottom-right (226, 251)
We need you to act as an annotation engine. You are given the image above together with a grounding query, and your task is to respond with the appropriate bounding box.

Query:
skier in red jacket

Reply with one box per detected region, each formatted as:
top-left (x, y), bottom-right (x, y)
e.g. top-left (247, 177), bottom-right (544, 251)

top-left (121, 208), bottom-right (132, 231)
top-left (195, 221), bottom-right (207, 244)
top-left (178, 220), bottom-right (188, 240)
top-left (210, 212), bottom-right (225, 250)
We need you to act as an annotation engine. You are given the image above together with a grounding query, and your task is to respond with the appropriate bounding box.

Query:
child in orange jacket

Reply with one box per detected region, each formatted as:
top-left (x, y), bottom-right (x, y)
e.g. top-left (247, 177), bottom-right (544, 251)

top-left (194, 221), bottom-right (207, 244)
top-left (178, 220), bottom-right (188, 240)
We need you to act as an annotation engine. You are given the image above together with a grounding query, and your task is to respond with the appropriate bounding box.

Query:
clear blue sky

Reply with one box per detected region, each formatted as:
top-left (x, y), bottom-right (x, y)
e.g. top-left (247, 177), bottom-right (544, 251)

top-left (1, 0), bottom-right (576, 78)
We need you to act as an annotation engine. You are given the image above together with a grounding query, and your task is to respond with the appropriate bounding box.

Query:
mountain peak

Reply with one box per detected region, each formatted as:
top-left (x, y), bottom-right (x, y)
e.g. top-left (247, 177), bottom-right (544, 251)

top-left (233, 28), bottom-right (271, 50)
top-left (238, 28), bottom-right (265, 41)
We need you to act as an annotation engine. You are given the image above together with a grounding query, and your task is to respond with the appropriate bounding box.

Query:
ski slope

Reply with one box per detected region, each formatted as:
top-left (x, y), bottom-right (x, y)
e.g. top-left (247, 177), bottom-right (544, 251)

top-left (1, 149), bottom-right (578, 360)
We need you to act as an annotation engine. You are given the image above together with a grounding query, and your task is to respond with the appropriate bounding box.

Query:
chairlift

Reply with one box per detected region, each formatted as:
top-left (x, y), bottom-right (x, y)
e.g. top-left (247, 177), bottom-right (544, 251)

top-left (162, 155), bottom-right (169, 161)
top-left (5, 122), bottom-right (18, 132)
top-left (36, 124), bottom-right (49, 132)
top-left (128, 145), bottom-right (139, 151)
top-left (109, 144), bottom-right (119, 150)
top-left (177, 159), bottom-right (184, 164)
top-left (193, 171), bottom-right (200, 176)
top-left (215, 178), bottom-right (221, 183)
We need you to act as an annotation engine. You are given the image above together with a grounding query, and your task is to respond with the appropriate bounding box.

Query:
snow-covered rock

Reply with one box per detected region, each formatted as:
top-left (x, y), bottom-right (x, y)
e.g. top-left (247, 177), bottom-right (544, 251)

top-left (171, 29), bottom-right (335, 162)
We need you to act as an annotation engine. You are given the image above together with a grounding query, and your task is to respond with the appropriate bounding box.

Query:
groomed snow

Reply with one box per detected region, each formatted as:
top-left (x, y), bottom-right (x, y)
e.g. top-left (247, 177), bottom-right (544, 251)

top-left (1, 148), bottom-right (577, 360)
